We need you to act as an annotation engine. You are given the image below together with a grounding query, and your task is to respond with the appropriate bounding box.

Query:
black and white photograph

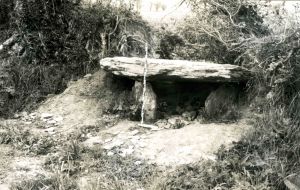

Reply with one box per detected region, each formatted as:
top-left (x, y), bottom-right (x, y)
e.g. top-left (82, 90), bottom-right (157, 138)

top-left (0, 0), bottom-right (300, 189)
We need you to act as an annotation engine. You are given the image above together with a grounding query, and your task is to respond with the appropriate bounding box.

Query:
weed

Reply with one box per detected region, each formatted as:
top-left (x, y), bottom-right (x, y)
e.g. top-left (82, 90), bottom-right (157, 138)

top-left (0, 121), bottom-right (54, 155)
top-left (153, 1), bottom-right (300, 189)
top-left (44, 139), bottom-right (160, 188)
top-left (84, 176), bottom-right (139, 190)
top-left (0, 0), bottom-right (152, 117)
top-left (10, 172), bottom-right (79, 190)
top-left (44, 140), bottom-right (82, 175)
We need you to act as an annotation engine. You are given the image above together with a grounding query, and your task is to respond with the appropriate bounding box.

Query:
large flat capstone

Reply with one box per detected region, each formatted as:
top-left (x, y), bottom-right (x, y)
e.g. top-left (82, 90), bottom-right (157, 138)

top-left (100, 57), bottom-right (252, 82)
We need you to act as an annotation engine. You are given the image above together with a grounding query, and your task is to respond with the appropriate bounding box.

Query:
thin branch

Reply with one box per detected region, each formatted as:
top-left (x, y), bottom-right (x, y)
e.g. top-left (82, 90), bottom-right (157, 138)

top-left (210, 0), bottom-right (243, 28)
top-left (0, 34), bottom-right (18, 53)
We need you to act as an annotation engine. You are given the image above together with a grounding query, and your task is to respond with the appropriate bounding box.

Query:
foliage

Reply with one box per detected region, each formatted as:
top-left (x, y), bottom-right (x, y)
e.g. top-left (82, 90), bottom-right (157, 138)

top-left (157, 4), bottom-right (300, 188)
top-left (44, 139), bottom-right (159, 189)
top-left (172, 0), bottom-right (269, 64)
top-left (153, 160), bottom-right (234, 190)
top-left (154, 1), bottom-right (300, 189)
top-left (234, 23), bottom-right (300, 189)
top-left (0, 0), bottom-right (151, 117)
top-left (0, 121), bottom-right (54, 154)
top-left (89, 153), bottom-right (158, 185)
top-left (243, 29), bottom-right (300, 108)
top-left (155, 31), bottom-right (185, 59)
top-left (0, 0), bottom-right (14, 28)
top-left (10, 173), bottom-right (79, 190)
top-left (2, 0), bottom-right (300, 189)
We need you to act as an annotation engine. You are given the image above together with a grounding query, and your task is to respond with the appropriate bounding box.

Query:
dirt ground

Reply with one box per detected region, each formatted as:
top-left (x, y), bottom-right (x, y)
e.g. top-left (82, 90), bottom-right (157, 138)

top-left (36, 71), bottom-right (109, 132)
top-left (35, 70), bottom-right (252, 165)
top-left (0, 71), bottom-right (254, 189)
top-left (83, 119), bottom-right (251, 166)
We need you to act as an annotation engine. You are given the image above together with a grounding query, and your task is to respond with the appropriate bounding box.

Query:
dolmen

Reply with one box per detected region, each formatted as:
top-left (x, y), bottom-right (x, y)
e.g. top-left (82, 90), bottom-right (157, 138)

top-left (100, 57), bottom-right (252, 122)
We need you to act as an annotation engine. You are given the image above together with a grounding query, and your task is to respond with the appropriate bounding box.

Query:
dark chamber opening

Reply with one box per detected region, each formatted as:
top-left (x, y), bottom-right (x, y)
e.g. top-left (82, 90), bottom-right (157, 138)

top-left (151, 81), bottom-right (220, 118)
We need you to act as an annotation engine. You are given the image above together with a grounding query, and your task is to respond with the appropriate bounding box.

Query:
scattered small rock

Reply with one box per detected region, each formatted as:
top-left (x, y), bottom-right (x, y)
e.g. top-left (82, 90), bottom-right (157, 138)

top-left (150, 126), bottom-right (161, 131)
top-left (41, 113), bottom-right (53, 119)
top-left (104, 138), bottom-right (113, 143)
top-left (120, 146), bottom-right (134, 157)
top-left (129, 129), bottom-right (139, 136)
top-left (107, 151), bottom-right (114, 156)
top-left (137, 142), bottom-right (146, 148)
top-left (130, 136), bottom-right (141, 141)
top-left (113, 139), bottom-right (125, 147)
top-left (47, 120), bottom-right (57, 125)
top-left (29, 112), bottom-right (37, 119)
top-left (44, 127), bottom-right (56, 135)
top-left (168, 117), bottom-right (180, 125)
top-left (84, 73), bottom-right (92, 79)
top-left (83, 136), bottom-right (103, 147)
top-left (13, 113), bottom-right (21, 119)
top-left (182, 111), bottom-right (197, 121)
top-left (103, 139), bottom-right (124, 150)
top-left (21, 111), bottom-right (28, 117)
top-left (155, 119), bottom-right (171, 129)
top-left (130, 138), bottom-right (140, 144)
top-left (134, 161), bottom-right (142, 165)
top-left (168, 116), bottom-right (189, 129)
top-left (112, 131), bottom-right (120, 135)
top-left (140, 134), bottom-right (147, 139)
top-left (53, 116), bottom-right (63, 122)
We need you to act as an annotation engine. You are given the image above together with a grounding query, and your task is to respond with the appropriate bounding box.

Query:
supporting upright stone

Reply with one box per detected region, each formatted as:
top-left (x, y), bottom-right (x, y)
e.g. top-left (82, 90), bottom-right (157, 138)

top-left (205, 85), bottom-right (239, 120)
top-left (132, 81), bottom-right (157, 122)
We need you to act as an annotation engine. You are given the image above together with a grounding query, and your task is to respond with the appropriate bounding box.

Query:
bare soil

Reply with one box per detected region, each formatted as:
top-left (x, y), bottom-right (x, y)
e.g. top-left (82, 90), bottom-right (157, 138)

top-left (36, 71), bottom-right (109, 132)
top-left (0, 70), bottom-right (254, 189)
top-left (82, 118), bottom-right (251, 166)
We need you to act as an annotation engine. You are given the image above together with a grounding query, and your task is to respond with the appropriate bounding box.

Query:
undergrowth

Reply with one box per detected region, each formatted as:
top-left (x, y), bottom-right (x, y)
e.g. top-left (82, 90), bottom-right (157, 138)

top-left (152, 1), bottom-right (300, 189)
top-left (2, 0), bottom-right (300, 189)
top-left (1, 121), bottom-right (159, 189)
top-left (44, 142), bottom-right (159, 189)
top-left (0, 0), bottom-right (152, 117)
top-left (10, 172), bottom-right (79, 190)
top-left (0, 121), bottom-right (55, 155)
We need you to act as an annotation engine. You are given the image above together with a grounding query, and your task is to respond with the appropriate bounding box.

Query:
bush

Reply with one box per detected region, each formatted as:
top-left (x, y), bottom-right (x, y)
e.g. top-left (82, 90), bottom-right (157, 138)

top-left (154, 1), bottom-right (300, 189)
top-left (171, 0), bottom-right (269, 64)
top-left (155, 31), bottom-right (185, 59)
top-left (243, 29), bottom-right (300, 107)
top-left (0, 0), bottom-right (152, 117)
top-left (0, 0), bottom-right (14, 27)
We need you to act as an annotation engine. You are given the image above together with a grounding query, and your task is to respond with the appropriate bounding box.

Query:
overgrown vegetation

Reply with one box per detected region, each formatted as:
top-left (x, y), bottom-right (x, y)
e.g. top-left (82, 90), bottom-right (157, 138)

top-left (1, 120), bottom-right (159, 189)
top-left (0, 0), bottom-right (152, 117)
top-left (10, 173), bottom-right (79, 190)
top-left (1, 0), bottom-right (300, 189)
top-left (0, 121), bottom-right (55, 155)
top-left (157, 0), bottom-right (268, 64)
top-left (43, 140), bottom-right (159, 189)
top-left (152, 0), bottom-right (300, 189)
